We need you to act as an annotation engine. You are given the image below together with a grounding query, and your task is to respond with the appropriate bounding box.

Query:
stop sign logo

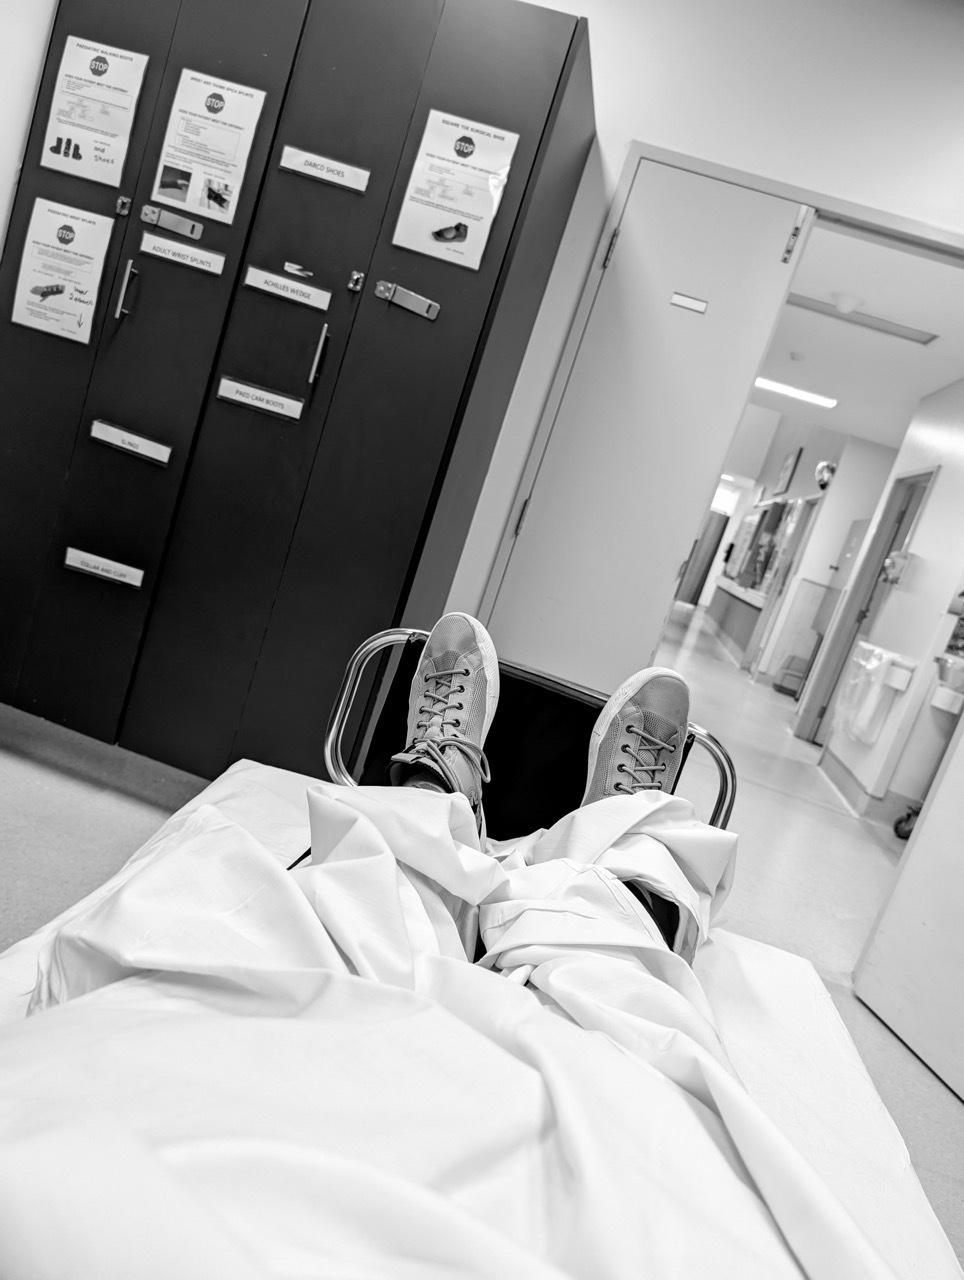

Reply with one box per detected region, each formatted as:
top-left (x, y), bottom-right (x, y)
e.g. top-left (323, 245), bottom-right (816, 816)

top-left (205, 93), bottom-right (225, 114)
top-left (454, 135), bottom-right (475, 158)
top-left (56, 225), bottom-right (75, 245)
top-left (90, 56), bottom-right (109, 77)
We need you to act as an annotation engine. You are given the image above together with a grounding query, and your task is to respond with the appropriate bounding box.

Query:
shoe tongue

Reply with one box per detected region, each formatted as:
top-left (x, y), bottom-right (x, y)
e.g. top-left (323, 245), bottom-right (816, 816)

top-left (636, 706), bottom-right (677, 747)
top-left (421, 657), bottom-right (462, 739)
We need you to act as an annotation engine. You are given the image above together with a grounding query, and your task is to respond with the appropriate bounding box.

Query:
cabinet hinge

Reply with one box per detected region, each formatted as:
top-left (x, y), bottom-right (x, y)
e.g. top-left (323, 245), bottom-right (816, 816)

top-left (514, 497), bottom-right (530, 538)
top-left (781, 205), bottom-right (810, 264)
top-left (602, 227), bottom-right (620, 269)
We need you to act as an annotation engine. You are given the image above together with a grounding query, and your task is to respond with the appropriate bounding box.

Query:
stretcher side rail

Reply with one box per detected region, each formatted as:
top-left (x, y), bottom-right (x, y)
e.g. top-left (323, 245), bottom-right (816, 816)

top-left (325, 628), bottom-right (737, 829)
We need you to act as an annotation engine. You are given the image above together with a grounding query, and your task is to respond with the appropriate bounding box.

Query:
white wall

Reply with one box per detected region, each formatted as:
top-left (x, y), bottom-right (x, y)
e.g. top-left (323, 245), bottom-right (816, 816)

top-left (793, 435), bottom-right (896, 591)
top-left (0, 2), bottom-right (57, 255)
top-left (524, 0), bottom-right (964, 231)
top-left (854, 704), bottom-right (964, 1095)
top-left (756, 416), bottom-right (846, 503)
top-left (824, 378), bottom-right (964, 798)
top-left (721, 404), bottom-right (780, 484)
top-left (447, 0), bottom-right (964, 617)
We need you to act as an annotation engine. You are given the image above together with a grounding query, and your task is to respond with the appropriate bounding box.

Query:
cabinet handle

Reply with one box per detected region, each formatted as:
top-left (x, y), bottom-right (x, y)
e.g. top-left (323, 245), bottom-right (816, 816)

top-left (308, 322), bottom-right (329, 384)
top-left (114, 259), bottom-right (138, 320)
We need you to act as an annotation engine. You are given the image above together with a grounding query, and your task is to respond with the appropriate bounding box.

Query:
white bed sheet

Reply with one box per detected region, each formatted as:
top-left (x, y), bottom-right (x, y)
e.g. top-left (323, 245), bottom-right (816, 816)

top-left (0, 760), bottom-right (958, 1280)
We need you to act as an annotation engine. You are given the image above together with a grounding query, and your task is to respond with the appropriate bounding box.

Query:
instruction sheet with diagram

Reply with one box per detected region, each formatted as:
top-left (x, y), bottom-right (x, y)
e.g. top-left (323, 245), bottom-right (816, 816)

top-left (11, 198), bottom-right (114, 344)
top-left (392, 110), bottom-right (519, 271)
top-left (151, 70), bottom-right (265, 225)
top-left (40, 35), bottom-right (149, 188)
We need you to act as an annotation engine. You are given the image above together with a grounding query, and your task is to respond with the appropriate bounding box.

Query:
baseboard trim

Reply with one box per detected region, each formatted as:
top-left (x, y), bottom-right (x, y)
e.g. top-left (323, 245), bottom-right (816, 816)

top-left (819, 748), bottom-right (918, 825)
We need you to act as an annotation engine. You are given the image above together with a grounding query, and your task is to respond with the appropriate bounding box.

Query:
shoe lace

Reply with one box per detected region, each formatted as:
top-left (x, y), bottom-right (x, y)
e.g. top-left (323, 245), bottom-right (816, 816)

top-left (406, 666), bottom-right (491, 793)
top-left (614, 724), bottom-right (675, 793)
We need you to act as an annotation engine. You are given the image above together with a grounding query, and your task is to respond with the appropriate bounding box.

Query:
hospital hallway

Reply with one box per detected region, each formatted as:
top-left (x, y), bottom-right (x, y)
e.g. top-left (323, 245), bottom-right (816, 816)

top-left (0, 612), bottom-right (962, 1264)
top-left (654, 601), bottom-right (964, 1259)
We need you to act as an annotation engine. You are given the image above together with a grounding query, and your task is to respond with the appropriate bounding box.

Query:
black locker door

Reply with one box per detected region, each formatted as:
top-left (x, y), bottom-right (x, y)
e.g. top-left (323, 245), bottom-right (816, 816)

top-left (120, 0), bottom-right (445, 777)
top-left (232, 0), bottom-right (578, 776)
top-left (0, 0), bottom-right (182, 699)
top-left (13, 0), bottom-right (310, 738)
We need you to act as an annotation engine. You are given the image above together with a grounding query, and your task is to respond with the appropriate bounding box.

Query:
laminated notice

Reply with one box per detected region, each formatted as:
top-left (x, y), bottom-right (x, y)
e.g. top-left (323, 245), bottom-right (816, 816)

top-left (41, 35), bottom-right (148, 188)
top-left (11, 198), bottom-right (113, 343)
top-left (151, 69), bottom-right (265, 225)
top-left (392, 110), bottom-right (519, 271)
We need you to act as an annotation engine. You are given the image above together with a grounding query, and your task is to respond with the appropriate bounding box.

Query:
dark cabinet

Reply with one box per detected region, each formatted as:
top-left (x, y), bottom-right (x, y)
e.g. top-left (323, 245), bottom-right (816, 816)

top-left (0, 0), bottom-right (594, 780)
top-left (9, 0), bottom-right (311, 737)
top-left (0, 0), bottom-right (183, 696)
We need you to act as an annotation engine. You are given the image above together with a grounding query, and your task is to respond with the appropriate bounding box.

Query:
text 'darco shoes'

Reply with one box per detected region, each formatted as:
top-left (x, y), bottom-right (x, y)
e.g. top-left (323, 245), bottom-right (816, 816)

top-left (389, 613), bottom-right (500, 834)
top-left (581, 667), bottom-right (690, 806)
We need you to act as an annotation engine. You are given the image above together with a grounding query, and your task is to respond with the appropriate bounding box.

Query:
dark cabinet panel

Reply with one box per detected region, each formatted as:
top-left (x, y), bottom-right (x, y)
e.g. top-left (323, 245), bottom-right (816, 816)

top-left (230, 0), bottom-right (581, 775)
top-left (13, 0), bottom-right (310, 736)
top-left (0, 0), bottom-right (183, 697)
top-left (119, 0), bottom-right (445, 775)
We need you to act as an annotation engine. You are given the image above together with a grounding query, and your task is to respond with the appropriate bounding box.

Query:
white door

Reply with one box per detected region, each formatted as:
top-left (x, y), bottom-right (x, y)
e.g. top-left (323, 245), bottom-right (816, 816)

top-left (488, 159), bottom-right (809, 693)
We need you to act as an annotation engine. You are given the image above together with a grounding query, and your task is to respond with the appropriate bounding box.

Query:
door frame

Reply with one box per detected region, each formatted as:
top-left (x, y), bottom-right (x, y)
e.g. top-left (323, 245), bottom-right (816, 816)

top-left (477, 142), bottom-right (964, 626)
top-left (745, 494), bottom-right (822, 676)
top-left (795, 467), bottom-right (938, 743)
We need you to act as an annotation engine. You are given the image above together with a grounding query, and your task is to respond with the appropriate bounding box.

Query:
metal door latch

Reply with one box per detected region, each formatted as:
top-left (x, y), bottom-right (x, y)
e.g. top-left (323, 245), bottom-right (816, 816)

top-left (115, 196), bottom-right (132, 217)
top-left (140, 204), bottom-right (203, 240)
top-left (374, 280), bottom-right (440, 321)
top-left (347, 270), bottom-right (365, 292)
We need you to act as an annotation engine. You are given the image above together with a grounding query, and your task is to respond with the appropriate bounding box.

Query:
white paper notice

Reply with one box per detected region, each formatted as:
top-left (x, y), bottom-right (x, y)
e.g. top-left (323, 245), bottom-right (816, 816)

top-left (40, 36), bottom-right (148, 188)
top-left (392, 110), bottom-right (519, 271)
top-left (11, 199), bottom-right (113, 344)
top-left (151, 70), bottom-right (265, 225)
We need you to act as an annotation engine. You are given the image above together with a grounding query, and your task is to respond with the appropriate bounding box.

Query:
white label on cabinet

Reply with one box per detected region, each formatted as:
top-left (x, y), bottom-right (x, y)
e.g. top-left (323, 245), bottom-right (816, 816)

top-left (279, 145), bottom-right (369, 192)
top-left (65, 546), bottom-right (144, 588)
top-left (90, 420), bottom-right (172, 465)
top-left (140, 231), bottom-right (225, 274)
top-left (243, 266), bottom-right (331, 310)
top-left (217, 377), bottom-right (304, 420)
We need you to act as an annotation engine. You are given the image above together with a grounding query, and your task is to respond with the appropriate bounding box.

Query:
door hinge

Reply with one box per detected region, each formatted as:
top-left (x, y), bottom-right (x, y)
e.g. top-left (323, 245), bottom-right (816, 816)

top-left (781, 205), bottom-right (810, 264)
top-left (602, 227), bottom-right (620, 269)
top-left (514, 496), bottom-right (530, 538)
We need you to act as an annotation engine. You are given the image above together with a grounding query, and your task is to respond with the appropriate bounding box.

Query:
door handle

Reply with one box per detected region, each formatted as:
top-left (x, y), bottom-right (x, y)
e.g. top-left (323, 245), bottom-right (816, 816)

top-left (114, 258), bottom-right (138, 320)
top-left (308, 322), bottom-right (329, 384)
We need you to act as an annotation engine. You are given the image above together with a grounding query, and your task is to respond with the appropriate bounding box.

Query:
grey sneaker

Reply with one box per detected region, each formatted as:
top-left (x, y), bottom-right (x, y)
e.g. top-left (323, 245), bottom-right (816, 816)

top-left (389, 613), bottom-right (500, 825)
top-left (581, 667), bottom-right (690, 806)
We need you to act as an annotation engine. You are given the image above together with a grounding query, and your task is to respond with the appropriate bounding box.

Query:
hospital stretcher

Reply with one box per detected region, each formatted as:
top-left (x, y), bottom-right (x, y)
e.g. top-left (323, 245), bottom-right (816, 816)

top-left (0, 632), bottom-right (959, 1279)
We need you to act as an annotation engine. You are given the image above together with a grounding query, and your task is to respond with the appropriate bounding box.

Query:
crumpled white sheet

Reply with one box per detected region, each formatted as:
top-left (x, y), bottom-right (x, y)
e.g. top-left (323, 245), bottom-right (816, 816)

top-left (0, 781), bottom-right (937, 1279)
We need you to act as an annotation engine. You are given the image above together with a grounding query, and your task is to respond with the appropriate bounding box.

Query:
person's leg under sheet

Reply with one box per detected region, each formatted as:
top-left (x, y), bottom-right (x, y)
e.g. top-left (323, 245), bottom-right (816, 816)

top-left (295, 611), bottom-right (895, 1278)
top-left (299, 779), bottom-right (895, 1280)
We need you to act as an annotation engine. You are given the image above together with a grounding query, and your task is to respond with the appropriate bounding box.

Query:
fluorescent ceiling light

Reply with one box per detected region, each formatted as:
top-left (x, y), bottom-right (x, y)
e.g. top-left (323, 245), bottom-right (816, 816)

top-left (754, 377), bottom-right (837, 408)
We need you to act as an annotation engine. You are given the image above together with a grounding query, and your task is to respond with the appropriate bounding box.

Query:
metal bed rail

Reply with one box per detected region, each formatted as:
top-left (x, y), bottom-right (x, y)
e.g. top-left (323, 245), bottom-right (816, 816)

top-left (325, 628), bottom-right (736, 829)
